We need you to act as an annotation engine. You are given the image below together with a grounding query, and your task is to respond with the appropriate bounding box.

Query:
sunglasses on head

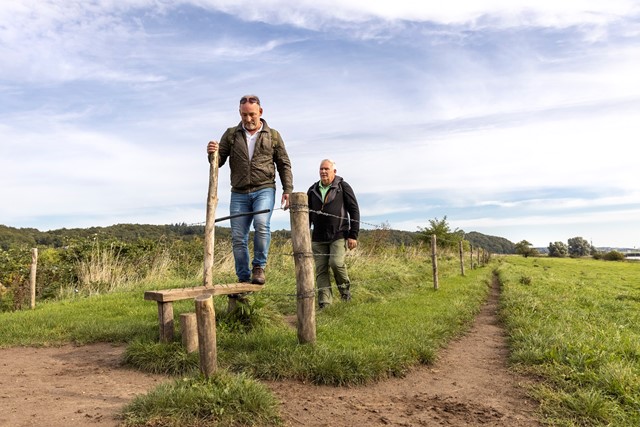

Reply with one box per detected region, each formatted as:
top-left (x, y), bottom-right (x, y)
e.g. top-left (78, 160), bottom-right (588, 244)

top-left (240, 96), bottom-right (260, 105)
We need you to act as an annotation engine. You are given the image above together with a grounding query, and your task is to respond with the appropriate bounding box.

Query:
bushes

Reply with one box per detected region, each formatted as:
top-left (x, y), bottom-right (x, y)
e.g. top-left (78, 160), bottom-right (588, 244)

top-left (0, 236), bottom-right (216, 311)
top-left (603, 250), bottom-right (626, 261)
top-left (592, 250), bottom-right (626, 261)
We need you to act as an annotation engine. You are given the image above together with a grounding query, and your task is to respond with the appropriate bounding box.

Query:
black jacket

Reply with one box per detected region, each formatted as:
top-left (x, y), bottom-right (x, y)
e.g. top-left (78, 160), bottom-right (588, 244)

top-left (307, 176), bottom-right (360, 242)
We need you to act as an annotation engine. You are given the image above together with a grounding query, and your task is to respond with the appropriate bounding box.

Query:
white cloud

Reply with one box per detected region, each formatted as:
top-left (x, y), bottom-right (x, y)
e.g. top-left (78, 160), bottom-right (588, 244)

top-left (187, 0), bottom-right (640, 28)
top-left (1, 1), bottom-right (639, 248)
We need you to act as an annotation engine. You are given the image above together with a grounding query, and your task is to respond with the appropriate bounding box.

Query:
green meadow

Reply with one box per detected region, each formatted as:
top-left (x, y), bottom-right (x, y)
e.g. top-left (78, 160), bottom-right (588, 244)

top-left (1, 240), bottom-right (638, 426)
top-left (497, 256), bottom-right (640, 426)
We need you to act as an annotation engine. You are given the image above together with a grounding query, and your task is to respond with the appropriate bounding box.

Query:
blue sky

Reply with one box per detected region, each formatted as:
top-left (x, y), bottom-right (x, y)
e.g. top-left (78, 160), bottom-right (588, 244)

top-left (1, 1), bottom-right (639, 248)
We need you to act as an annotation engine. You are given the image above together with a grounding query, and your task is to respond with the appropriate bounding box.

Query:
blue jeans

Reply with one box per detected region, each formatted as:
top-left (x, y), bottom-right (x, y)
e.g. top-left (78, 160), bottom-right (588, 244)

top-left (229, 188), bottom-right (275, 282)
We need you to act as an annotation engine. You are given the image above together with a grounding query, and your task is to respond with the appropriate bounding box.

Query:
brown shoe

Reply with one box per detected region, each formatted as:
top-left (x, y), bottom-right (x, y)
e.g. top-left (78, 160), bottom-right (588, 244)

top-left (251, 266), bottom-right (265, 285)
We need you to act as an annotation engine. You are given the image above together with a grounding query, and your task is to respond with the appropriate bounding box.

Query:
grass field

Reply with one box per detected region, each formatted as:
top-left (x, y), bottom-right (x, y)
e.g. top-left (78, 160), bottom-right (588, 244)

top-left (0, 243), bottom-right (493, 426)
top-left (497, 256), bottom-right (640, 426)
top-left (1, 243), bottom-right (638, 426)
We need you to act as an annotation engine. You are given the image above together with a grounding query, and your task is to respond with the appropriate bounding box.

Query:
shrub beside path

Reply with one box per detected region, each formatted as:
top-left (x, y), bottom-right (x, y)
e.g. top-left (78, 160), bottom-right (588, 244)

top-left (0, 277), bottom-right (542, 426)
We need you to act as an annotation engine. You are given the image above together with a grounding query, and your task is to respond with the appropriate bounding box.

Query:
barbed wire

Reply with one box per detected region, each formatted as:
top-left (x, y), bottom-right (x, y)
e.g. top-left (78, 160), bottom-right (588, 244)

top-left (189, 204), bottom-right (489, 303)
top-left (188, 206), bottom-right (385, 230)
top-left (189, 206), bottom-right (485, 249)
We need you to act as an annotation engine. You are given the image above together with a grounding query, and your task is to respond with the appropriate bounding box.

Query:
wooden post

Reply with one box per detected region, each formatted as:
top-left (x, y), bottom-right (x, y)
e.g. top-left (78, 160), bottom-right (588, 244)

top-left (180, 313), bottom-right (198, 353)
top-left (431, 235), bottom-right (439, 290)
top-left (477, 246), bottom-right (480, 266)
top-left (459, 241), bottom-right (465, 276)
top-left (157, 302), bottom-right (174, 342)
top-left (289, 192), bottom-right (316, 344)
top-left (203, 150), bottom-right (219, 287)
top-left (195, 294), bottom-right (217, 376)
top-left (29, 248), bottom-right (38, 309)
top-left (470, 244), bottom-right (474, 269)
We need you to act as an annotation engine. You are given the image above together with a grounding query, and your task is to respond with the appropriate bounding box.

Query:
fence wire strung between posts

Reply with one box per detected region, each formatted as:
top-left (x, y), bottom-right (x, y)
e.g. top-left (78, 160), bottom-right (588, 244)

top-left (13, 205), bottom-right (490, 309)
top-left (190, 203), bottom-right (490, 303)
top-left (189, 206), bottom-right (383, 230)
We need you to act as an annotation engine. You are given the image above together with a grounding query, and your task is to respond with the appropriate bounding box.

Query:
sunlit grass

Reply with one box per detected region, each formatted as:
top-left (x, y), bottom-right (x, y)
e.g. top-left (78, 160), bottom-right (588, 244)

top-left (120, 371), bottom-right (281, 427)
top-left (497, 256), bottom-right (640, 426)
top-left (0, 240), bottom-right (493, 426)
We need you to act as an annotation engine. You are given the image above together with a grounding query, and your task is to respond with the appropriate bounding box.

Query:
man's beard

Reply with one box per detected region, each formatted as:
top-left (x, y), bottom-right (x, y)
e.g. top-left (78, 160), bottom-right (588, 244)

top-left (244, 121), bottom-right (258, 130)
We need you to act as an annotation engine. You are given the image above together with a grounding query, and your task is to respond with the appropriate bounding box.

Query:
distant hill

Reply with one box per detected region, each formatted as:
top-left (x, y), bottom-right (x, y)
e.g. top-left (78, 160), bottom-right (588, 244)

top-left (0, 223), bottom-right (213, 250)
top-left (464, 231), bottom-right (515, 254)
top-left (1, 224), bottom-right (514, 253)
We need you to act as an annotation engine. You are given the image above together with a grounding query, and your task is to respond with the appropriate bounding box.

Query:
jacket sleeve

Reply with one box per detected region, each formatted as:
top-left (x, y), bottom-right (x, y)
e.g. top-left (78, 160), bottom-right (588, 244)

top-left (271, 130), bottom-right (294, 193)
top-left (306, 187), bottom-right (315, 229)
top-left (341, 181), bottom-right (360, 240)
top-left (217, 128), bottom-right (234, 167)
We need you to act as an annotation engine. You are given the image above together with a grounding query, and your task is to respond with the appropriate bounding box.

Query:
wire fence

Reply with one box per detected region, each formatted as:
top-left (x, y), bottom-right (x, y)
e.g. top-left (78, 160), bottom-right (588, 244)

top-left (188, 203), bottom-right (491, 302)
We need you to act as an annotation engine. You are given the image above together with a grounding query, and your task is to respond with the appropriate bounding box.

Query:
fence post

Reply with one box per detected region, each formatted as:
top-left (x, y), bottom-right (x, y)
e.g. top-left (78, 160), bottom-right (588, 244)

top-left (180, 313), bottom-right (198, 353)
top-left (459, 241), bottom-right (465, 276)
top-left (195, 294), bottom-right (217, 377)
top-left (158, 302), bottom-right (174, 342)
top-left (289, 192), bottom-right (316, 344)
top-left (431, 235), bottom-right (439, 290)
top-left (203, 151), bottom-right (219, 287)
top-left (469, 244), bottom-right (474, 269)
top-left (30, 248), bottom-right (38, 309)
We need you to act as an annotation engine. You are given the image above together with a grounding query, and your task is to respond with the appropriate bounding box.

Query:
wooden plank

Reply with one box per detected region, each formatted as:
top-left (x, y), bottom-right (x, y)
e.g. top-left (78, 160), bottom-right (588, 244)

top-left (144, 283), bottom-right (265, 302)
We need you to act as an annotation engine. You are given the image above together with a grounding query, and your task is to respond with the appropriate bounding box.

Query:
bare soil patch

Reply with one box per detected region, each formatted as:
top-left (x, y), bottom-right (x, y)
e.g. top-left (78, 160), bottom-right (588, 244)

top-left (0, 343), bottom-right (166, 427)
top-left (0, 278), bottom-right (541, 426)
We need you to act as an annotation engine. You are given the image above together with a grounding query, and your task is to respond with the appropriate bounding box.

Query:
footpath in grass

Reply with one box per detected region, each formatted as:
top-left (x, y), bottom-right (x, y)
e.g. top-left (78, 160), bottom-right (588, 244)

top-left (0, 248), bottom-right (494, 426)
top-left (119, 254), bottom-right (493, 426)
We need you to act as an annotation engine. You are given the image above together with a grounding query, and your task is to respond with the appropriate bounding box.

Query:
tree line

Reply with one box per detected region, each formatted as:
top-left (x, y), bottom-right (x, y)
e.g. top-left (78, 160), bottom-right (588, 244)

top-left (0, 221), bottom-right (516, 254)
top-left (515, 237), bottom-right (626, 261)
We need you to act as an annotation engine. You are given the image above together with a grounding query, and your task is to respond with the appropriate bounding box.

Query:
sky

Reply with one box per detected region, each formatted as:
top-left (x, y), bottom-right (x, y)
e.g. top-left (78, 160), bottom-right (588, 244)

top-left (1, 1), bottom-right (639, 249)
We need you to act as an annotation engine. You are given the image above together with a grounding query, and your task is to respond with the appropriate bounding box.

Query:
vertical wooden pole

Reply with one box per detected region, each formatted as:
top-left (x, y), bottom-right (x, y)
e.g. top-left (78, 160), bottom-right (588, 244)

top-left (477, 246), bottom-right (480, 266)
top-left (29, 248), bottom-right (38, 309)
top-left (431, 235), bottom-right (439, 290)
top-left (203, 151), bottom-right (219, 287)
top-left (470, 244), bottom-right (474, 269)
top-left (459, 241), bottom-right (465, 276)
top-left (180, 313), bottom-right (198, 353)
top-left (289, 192), bottom-right (316, 344)
top-left (195, 294), bottom-right (217, 376)
top-left (158, 302), bottom-right (174, 342)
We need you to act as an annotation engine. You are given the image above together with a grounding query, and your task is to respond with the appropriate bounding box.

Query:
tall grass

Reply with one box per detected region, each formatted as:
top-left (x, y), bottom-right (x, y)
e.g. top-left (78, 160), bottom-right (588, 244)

top-left (76, 242), bottom-right (130, 293)
top-left (497, 256), bottom-right (640, 426)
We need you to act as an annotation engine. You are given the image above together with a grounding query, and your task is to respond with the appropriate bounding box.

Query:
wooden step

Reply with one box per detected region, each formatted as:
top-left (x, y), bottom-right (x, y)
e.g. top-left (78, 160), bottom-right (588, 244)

top-left (144, 283), bottom-right (265, 302)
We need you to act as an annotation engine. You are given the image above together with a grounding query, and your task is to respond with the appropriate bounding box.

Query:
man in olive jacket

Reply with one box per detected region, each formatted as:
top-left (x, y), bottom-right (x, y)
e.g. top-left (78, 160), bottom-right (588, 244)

top-left (207, 95), bottom-right (293, 286)
top-left (307, 159), bottom-right (360, 308)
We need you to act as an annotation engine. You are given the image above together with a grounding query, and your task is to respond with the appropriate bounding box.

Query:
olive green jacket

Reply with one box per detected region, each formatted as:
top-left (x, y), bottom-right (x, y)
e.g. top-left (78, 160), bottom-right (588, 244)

top-left (209, 119), bottom-right (294, 194)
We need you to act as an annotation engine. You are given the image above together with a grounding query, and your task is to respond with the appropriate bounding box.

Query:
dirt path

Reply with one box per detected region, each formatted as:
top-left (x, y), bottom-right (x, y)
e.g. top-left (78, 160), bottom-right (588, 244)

top-left (0, 278), bottom-right (541, 427)
top-left (270, 277), bottom-right (542, 426)
top-left (0, 343), bottom-right (166, 427)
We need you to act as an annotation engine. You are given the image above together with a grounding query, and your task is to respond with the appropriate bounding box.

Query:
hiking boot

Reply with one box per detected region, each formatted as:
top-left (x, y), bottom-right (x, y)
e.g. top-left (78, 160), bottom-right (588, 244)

top-left (251, 266), bottom-right (265, 285)
top-left (341, 292), bottom-right (351, 302)
top-left (319, 302), bottom-right (330, 310)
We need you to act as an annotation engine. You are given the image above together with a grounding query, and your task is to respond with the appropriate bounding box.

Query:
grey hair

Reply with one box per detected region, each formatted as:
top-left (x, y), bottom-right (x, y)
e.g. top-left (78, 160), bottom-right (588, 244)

top-left (320, 159), bottom-right (337, 170)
